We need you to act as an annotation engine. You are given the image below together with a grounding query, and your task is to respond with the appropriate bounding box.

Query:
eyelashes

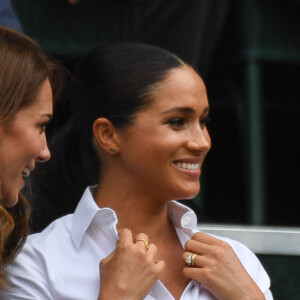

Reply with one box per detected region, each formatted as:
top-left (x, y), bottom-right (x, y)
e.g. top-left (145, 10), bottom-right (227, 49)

top-left (38, 122), bottom-right (50, 134)
top-left (168, 118), bottom-right (186, 127)
top-left (167, 115), bottom-right (211, 130)
top-left (200, 115), bottom-right (211, 126)
top-left (39, 124), bottom-right (46, 134)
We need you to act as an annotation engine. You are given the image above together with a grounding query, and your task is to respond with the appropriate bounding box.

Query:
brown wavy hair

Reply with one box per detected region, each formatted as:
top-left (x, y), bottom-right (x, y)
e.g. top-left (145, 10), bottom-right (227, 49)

top-left (0, 26), bottom-right (66, 288)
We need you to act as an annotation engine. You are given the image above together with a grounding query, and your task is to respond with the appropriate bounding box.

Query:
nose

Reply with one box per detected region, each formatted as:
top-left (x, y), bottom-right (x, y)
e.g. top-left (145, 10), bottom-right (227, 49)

top-left (187, 126), bottom-right (211, 153)
top-left (36, 138), bottom-right (51, 163)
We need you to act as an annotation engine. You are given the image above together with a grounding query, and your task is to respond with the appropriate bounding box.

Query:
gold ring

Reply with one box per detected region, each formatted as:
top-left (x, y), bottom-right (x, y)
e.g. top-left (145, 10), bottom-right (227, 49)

top-left (186, 253), bottom-right (197, 267)
top-left (191, 253), bottom-right (197, 267)
top-left (136, 239), bottom-right (149, 250)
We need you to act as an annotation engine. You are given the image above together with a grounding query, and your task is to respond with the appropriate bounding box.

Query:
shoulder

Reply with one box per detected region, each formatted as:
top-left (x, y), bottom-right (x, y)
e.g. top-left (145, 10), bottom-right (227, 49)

top-left (0, 215), bottom-right (74, 299)
top-left (32, 213), bottom-right (73, 236)
top-left (22, 215), bottom-right (73, 259)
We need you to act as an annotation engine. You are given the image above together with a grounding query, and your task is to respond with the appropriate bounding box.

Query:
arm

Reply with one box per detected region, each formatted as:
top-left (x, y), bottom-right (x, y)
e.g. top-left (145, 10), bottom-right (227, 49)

top-left (98, 229), bottom-right (165, 300)
top-left (183, 232), bottom-right (272, 300)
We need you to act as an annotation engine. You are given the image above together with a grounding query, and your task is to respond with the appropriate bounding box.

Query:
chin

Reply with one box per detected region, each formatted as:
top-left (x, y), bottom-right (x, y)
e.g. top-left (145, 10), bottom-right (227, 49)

top-left (184, 193), bottom-right (199, 200)
top-left (2, 191), bottom-right (19, 208)
top-left (185, 183), bottom-right (200, 199)
top-left (174, 187), bottom-right (200, 201)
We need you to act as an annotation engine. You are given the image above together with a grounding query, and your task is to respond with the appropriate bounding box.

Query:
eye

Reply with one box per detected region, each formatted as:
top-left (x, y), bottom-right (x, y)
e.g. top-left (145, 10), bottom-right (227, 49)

top-left (38, 123), bottom-right (47, 134)
top-left (200, 115), bottom-right (211, 128)
top-left (168, 118), bottom-right (186, 129)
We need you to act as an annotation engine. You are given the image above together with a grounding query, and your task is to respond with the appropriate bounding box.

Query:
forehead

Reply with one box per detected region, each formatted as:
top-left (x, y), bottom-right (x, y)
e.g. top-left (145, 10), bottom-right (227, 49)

top-left (23, 79), bottom-right (53, 113)
top-left (10, 79), bottom-right (52, 123)
top-left (36, 79), bottom-right (52, 106)
top-left (148, 66), bottom-right (208, 109)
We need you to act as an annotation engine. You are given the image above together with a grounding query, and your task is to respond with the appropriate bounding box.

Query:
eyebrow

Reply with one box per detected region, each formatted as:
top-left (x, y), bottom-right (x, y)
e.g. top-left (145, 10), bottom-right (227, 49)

top-left (161, 106), bottom-right (210, 115)
top-left (41, 114), bottom-right (53, 121)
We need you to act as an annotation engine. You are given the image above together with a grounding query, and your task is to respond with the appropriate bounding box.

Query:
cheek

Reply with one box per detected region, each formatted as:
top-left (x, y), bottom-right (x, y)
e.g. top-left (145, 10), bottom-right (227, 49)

top-left (122, 134), bottom-right (169, 170)
top-left (20, 132), bottom-right (43, 159)
top-left (0, 166), bottom-right (20, 207)
top-left (138, 134), bottom-right (179, 158)
top-left (121, 123), bottom-right (183, 164)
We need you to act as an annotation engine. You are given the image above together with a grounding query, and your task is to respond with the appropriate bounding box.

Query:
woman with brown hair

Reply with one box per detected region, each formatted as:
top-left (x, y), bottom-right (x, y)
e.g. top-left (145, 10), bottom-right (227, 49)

top-left (0, 25), bottom-right (62, 288)
top-left (0, 26), bottom-right (164, 299)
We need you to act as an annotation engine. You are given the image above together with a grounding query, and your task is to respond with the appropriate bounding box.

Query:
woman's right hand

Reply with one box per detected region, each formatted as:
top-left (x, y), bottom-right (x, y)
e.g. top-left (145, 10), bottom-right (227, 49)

top-left (98, 228), bottom-right (165, 300)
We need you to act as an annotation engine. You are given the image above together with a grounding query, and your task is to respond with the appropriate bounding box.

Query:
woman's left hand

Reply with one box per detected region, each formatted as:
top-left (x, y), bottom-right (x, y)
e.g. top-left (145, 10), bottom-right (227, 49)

top-left (183, 232), bottom-right (265, 300)
top-left (98, 229), bottom-right (165, 300)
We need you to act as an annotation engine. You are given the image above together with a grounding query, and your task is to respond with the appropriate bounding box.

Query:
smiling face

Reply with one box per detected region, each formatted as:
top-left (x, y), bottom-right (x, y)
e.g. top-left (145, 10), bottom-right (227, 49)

top-left (115, 66), bottom-right (211, 201)
top-left (0, 79), bottom-right (53, 207)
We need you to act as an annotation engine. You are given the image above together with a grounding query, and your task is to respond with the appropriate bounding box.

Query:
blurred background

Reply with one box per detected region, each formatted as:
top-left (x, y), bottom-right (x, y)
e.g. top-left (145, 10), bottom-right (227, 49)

top-left (7, 0), bottom-right (300, 297)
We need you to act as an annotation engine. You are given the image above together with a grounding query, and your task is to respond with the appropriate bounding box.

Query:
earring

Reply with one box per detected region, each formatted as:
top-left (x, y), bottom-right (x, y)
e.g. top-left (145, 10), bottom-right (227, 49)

top-left (109, 147), bottom-right (117, 153)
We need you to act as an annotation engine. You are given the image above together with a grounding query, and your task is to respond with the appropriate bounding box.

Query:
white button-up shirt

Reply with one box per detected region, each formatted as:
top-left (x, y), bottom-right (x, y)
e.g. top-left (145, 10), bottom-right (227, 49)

top-left (1, 187), bottom-right (272, 300)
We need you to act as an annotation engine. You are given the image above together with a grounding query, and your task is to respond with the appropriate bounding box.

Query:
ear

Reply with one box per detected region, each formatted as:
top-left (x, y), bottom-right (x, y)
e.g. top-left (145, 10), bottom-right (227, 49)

top-left (93, 118), bottom-right (119, 154)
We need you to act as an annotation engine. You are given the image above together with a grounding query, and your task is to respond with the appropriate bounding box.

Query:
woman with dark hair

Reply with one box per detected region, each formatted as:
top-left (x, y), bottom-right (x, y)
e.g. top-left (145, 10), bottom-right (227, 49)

top-left (0, 27), bottom-right (163, 299)
top-left (2, 43), bottom-right (272, 299)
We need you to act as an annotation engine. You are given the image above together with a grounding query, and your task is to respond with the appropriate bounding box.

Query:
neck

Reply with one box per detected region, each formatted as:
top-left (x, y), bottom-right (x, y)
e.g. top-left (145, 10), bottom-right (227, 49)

top-left (94, 174), bottom-right (174, 240)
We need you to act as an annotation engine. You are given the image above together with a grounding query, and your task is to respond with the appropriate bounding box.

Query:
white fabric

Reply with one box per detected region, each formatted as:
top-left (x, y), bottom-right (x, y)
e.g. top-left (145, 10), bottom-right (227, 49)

top-left (0, 187), bottom-right (273, 300)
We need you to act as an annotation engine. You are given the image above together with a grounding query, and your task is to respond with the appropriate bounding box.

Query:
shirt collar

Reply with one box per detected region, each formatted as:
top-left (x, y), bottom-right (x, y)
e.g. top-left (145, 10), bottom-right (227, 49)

top-left (168, 200), bottom-right (198, 230)
top-left (71, 187), bottom-right (198, 248)
top-left (71, 186), bottom-right (118, 249)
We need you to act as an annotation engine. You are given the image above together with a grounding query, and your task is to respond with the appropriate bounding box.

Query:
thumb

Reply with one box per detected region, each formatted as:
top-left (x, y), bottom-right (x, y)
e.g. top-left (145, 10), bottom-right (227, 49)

top-left (100, 250), bottom-right (115, 266)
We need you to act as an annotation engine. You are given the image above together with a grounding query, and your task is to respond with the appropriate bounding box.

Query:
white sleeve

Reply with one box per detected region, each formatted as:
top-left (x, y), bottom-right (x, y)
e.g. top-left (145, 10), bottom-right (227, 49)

top-left (0, 242), bottom-right (52, 300)
top-left (247, 250), bottom-right (273, 300)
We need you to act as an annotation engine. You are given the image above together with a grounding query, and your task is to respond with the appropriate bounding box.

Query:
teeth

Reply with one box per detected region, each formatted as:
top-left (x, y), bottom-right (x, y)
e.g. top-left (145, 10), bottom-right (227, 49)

top-left (175, 162), bottom-right (199, 170)
top-left (22, 167), bottom-right (31, 177)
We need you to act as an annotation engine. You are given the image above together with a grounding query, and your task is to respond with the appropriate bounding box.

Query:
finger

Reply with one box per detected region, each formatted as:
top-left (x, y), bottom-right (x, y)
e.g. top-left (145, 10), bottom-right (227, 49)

top-left (134, 233), bottom-right (149, 243)
top-left (183, 252), bottom-right (205, 268)
top-left (100, 250), bottom-right (116, 264)
top-left (183, 252), bottom-right (192, 265)
top-left (134, 233), bottom-right (149, 251)
top-left (118, 228), bottom-right (133, 244)
top-left (185, 239), bottom-right (209, 254)
top-left (100, 249), bottom-right (115, 265)
top-left (191, 232), bottom-right (221, 245)
top-left (183, 266), bottom-right (205, 281)
top-left (145, 243), bottom-right (158, 260)
top-left (154, 260), bottom-right (166, 274)
top-left (183, 252), bottom-right (197, 267)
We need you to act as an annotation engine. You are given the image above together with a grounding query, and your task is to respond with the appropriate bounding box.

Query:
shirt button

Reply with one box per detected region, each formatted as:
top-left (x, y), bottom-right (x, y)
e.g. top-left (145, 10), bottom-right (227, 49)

top-left (182, 216), bottom-right (191, 226)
